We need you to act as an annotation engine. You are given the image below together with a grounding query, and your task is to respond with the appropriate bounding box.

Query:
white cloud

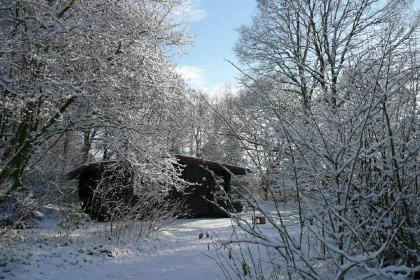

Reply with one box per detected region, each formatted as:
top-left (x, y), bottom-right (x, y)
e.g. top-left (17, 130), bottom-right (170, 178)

top-left (175, 65), bottom-right (208, 90)
top-left (176, 65), bottom-right (241, 99)
top-left (172, 0), bottom-right (208, 22)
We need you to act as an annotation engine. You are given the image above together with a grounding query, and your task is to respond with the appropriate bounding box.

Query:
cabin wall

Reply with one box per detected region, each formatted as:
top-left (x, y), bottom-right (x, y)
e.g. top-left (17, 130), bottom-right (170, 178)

top-left (76, 161), bottom-right (241, 218)
top-left (179, 164), bottom-right (233, 217)
top-left (180, 164), bottom-right (214, 216)
top-left (78, 165), bottom-right (136, 220)
top-left (79, 170), bottom-right (101, 214)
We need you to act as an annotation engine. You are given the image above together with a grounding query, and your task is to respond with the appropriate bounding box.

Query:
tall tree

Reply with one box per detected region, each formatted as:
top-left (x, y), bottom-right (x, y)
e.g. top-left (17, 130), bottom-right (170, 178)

top-left (0, 0), bottom-right (191, 193)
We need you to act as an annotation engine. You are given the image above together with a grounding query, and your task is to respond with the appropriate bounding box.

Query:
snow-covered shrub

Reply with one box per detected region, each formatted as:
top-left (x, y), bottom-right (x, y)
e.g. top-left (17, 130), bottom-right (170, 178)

top-left (87, 161), bottom-right (188, 241)
top-left (57, 203), bottom-right (92, 235)
top-left (0, 192), bottom-right (45, 231)
top-left (214, 0), bottom-right (420, 279)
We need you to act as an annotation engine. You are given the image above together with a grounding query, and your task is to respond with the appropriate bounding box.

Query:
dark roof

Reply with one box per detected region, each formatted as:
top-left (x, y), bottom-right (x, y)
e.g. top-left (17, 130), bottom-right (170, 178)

top-left (67, 160), bottom-right (118, 179)
top-left (67, 155), bottom-right (251, 179)
top-left (174, 155), bottom-right (251, 175)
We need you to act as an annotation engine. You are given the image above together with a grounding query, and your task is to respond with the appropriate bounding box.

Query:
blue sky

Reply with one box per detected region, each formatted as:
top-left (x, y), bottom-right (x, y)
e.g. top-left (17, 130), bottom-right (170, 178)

top-left (174, 0), bottom-right (420, 97)
top-left (174, 0), bottom-right (256, 96)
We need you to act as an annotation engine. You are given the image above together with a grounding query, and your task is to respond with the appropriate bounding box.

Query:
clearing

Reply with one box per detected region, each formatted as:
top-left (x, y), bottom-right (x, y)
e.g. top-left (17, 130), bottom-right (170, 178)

top-left (0, 203), bottom-right (291, 280)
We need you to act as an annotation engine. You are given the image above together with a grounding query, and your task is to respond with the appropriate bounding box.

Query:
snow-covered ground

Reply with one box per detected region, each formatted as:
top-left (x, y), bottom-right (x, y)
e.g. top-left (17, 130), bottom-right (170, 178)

top-left (0, 203), bottom-right (291, 280)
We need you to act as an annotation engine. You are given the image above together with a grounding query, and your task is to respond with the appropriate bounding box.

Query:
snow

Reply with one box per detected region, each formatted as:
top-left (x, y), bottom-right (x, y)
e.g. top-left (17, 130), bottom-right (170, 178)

top-left (0, 207), bottom-right (279, 280)
top-left (0, 201), bottom-right (402, 280)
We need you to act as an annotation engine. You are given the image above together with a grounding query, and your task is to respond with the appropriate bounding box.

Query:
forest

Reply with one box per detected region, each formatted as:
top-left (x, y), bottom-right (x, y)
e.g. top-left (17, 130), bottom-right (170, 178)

top-left (0, 0), bottom-right (419, 279)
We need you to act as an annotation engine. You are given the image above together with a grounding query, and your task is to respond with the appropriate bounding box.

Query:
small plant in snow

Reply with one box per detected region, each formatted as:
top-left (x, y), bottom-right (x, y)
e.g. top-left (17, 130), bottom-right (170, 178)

top-left (57, 203), bottom-right (91, 234)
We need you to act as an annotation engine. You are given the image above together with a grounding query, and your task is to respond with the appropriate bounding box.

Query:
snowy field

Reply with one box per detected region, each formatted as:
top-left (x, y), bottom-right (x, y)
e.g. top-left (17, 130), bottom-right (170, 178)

top-left (0, 203), bottom-right (292, 280)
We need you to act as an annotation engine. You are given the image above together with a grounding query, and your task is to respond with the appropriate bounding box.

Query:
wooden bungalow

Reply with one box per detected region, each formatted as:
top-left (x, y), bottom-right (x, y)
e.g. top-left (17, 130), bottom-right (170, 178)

top-left (67, 155), bottom-right (250, 218)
